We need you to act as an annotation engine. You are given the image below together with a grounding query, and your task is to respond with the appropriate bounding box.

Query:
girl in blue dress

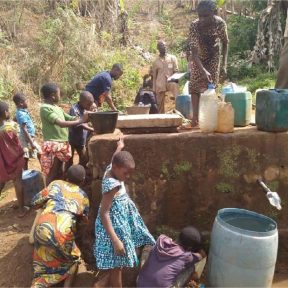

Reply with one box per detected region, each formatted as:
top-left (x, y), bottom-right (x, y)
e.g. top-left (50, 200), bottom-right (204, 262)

top-left (94, 137), bottom-right (155, 287)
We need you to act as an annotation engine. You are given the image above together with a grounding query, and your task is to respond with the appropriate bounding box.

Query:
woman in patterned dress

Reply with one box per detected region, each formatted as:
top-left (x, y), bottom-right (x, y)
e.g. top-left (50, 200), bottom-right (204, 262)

top-left (31, 165), bottom-right (89, 288)
top-left (187, 0), bottom-right (229, 127)
top-left (93, 137), bottom-right (155, 288)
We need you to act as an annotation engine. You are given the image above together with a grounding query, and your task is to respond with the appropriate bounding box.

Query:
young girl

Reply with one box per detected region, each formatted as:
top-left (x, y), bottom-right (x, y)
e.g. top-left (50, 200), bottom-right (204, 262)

top-left (0, 101), bottom-right (26, 217)
top-left (94, 137), bottom-right (155, 287)
top-left (40, 83), bottom-right (88, 185)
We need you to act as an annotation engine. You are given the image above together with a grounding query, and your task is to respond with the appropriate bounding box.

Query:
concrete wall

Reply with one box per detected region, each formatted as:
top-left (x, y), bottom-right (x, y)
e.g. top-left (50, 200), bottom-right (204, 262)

top-left (88, 127), bottom-right (288, 232)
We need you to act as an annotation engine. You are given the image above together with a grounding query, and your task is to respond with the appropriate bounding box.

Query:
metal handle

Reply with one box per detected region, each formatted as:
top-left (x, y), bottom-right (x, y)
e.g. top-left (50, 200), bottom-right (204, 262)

top-left (257, 179), bottom-right (271, 193)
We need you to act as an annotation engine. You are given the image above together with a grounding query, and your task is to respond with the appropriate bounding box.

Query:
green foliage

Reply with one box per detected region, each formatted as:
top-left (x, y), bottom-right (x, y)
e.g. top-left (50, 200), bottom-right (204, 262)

top-left (174, 161), bottom-right (192, 176)
top-left (159, 11), bottom-right (173, 37)
top-left (237, 72), bottom-right (275, 102)
top-left (149, 34), bottom-right (158, 54)
top-left (227, 15), bottom-right (258, 58)
top-left (161, 161), bottom-right (192, 180)
top-left (85, 49), bottom-right (142, 111)
top-left (238, 73), bottom-right (275, 93)
top-left (227, 59), bottom-right (275, 100)
top-left (250, 0), bottom-right (268, 12)
top-left (216, 0), bottom-right (225, 8)
top-left (128, 0), bottom-right (144, 17)
top-left (22, 8), bottom-right (142, 109)
top-left (119, 0), bottom-right (125, 11)
top-left (26, 8), bottom-right (99, 97)
top-left (170, 35), bottom-right (186, 54)
top-left (218, 145), bottom-right (241, 178)
top-left (0, 77), bottom-right (13, 100)
top-left (267, 181), bottom-right (279, 193)
top-left (215, 182), bottom-right (233, 193)
top-left (161, 161), bottom-right (170, 179)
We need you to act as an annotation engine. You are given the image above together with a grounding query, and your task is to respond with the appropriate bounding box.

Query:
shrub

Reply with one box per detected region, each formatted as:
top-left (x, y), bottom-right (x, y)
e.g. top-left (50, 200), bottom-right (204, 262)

top-left (227, 15), bottom-right (258, 58)
top-left (238, 73), bottom-right (275, 102)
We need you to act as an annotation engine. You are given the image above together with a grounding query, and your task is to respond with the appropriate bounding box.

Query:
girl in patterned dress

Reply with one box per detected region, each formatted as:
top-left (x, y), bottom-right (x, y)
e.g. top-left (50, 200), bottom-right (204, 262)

top-left (93, 137), bottom-right (155, 287)
top-left (186, 0), bottom-right (229, 127)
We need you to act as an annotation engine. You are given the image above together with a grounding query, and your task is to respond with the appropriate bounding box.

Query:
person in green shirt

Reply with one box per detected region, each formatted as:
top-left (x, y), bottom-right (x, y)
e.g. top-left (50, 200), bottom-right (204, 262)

top-left (40, 83), bottom-right (88, 185)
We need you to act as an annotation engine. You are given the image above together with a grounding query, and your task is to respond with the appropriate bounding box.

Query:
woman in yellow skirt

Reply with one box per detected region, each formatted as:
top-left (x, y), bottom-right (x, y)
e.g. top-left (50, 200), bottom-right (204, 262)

top-left (31, 165), bottom-right (89, 287)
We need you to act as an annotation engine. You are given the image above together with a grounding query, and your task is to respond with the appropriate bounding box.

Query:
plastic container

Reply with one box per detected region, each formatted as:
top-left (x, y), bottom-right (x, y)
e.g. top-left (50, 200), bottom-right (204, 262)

top-left (176, 95), bottom-right (192, 119)
top-left (256, 89), bottom-right (288, 132)
top-left (89, 111), bottom-right (118, 134)
top-left (22, 170), bottom-right (45, 206)
top-left (221, 86), bottom-right (233, 101)
top-left (225, 91), bottom-right (252, 126)
top-left (199, 84), bottom-right (218, 132)
top-left (126, 106), bottom-right (150, 115)
top-left (208, 208), bottom-right (278, 287)
top-left (216, 102), bottom-right (234, 133)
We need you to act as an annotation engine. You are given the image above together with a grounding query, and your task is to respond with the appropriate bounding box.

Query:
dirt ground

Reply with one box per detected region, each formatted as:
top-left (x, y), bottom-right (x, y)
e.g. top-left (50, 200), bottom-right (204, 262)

top-left (0, 158), bottom-right (96, 287)
top-left (1, 132), bottom-right (288, 287)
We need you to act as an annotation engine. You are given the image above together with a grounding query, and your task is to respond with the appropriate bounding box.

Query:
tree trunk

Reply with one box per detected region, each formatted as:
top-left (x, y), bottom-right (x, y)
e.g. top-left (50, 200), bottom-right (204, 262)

top-left (250, 0), bottom-right (283, 70)
top-left (94, 0), bottom-right (120, 32)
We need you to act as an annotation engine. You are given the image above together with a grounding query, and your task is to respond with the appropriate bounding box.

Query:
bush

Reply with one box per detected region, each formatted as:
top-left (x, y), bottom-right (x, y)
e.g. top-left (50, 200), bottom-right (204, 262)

top-left (227, 58), bottom-right (266, 80)
top-left (0, 76), bottom-right (13, 100)
top-left (227, 15), bottom-right (258, 58)
top-left (238, 73), bottom-right (275, 100)
top-left (21, 8), bottom-right (143, 110)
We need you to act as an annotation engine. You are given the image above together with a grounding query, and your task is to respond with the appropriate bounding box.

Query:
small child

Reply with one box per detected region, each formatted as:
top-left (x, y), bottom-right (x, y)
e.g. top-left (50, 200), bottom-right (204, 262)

top-left (93, 137), bottom-right (155, 288)
top-left (68, 91), bottom-right (94, 167)
top-left (40, 83), bottom-right (88, 185)
top-left (0, 101), bottom-right (27, 217)
top-left (13, 92), bottom-right (41, 170)
top-left (134, 75), bottom-right (158, 114)
top-left (137, 226), bottom-right (206, 287)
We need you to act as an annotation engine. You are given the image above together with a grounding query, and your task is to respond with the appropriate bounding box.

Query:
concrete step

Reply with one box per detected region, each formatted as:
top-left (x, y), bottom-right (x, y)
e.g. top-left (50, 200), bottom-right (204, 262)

top-left (116, 114), bottom-right (182, 129)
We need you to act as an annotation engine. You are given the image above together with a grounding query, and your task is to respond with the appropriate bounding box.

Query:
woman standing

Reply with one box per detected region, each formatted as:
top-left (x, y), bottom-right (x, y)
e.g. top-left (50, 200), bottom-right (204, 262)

top-left (187, 0), bottom-right (229, 127)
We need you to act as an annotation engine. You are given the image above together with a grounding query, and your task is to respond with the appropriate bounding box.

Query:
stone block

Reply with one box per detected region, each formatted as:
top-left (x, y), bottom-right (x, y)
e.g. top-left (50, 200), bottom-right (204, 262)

top-left (116, 114), bottom-right (182, 129)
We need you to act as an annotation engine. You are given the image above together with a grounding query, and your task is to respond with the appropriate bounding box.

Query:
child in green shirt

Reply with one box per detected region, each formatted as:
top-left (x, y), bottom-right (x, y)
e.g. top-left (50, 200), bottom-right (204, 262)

top-left (40, 83), bottom-right (88, 184)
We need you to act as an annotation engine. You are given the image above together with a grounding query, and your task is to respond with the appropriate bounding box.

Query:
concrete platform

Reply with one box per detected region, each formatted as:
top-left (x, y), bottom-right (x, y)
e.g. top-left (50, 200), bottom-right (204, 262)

top-left (116, 114), bottom-right (182, 129)
top-left (88, 126), bottom-right (288, 231)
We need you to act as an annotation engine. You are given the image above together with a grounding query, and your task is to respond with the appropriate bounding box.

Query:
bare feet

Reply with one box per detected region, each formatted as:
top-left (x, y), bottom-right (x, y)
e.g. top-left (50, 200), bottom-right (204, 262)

top-left (191, 119), bottom-right (199, 127)
top-left (17, 206), bottom-right (30, 218)
top-left (178, 122), bottom-right (199, 131)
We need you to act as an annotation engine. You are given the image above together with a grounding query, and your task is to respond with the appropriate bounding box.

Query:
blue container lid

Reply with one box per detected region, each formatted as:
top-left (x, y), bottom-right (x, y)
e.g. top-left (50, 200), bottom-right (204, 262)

top-left (208, 83), bottom-right (215, 89)
top-left (22, 170), bottom-right (40, 180)
top-left (217, 208), bottom-right (277, 236)
top-left (222, 87), bottom-right (233, 94)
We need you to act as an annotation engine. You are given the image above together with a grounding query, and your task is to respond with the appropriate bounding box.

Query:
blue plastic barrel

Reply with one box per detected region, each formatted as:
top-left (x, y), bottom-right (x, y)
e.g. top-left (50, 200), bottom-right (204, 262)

top-left (22, 170), bottom-right (45, 206)
top-left (176, 95), bottom-right (192, 120)
top-left (208, 208), bottom-right (278, 287)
